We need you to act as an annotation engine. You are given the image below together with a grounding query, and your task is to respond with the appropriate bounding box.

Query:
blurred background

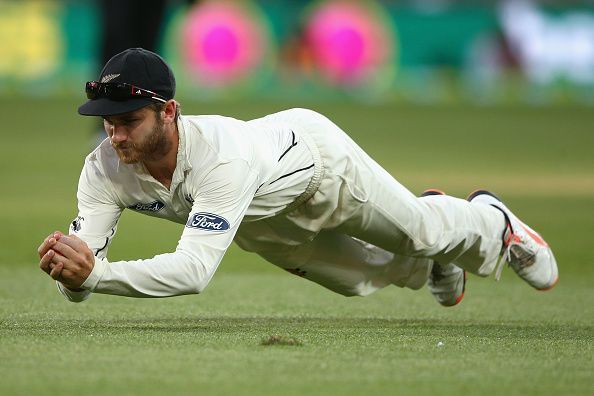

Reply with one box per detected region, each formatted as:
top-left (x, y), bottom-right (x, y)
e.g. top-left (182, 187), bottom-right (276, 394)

top-left (1, 0), bottom-right (594, 104)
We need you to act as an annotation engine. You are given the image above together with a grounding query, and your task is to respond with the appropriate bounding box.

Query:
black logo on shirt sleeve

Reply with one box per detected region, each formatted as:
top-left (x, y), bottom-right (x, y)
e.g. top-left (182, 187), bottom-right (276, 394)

top-left (71, 216), bottom-right (84, 232)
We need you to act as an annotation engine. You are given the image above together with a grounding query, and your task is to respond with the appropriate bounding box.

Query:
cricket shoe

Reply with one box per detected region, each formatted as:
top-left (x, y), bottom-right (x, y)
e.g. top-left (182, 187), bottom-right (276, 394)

top-left (420, 189), bottom-right (466, 307)
top-left (467, 190), bottom-right (559, 291)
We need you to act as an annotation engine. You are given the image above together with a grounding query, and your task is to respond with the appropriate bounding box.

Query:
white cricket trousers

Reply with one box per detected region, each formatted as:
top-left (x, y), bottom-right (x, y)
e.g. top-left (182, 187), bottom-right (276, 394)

top-left (235, 109), bottom-right (506, 297)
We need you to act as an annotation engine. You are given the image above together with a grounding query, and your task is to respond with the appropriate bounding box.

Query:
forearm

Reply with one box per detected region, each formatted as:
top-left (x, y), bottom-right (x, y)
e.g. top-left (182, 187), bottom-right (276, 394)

top-left (80, 250), bottom-right (221, 298)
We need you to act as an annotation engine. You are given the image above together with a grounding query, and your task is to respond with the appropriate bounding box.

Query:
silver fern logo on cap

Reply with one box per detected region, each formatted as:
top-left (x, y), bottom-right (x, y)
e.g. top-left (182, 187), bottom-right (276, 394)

top-left (101, 73), bottom-right (121, 83)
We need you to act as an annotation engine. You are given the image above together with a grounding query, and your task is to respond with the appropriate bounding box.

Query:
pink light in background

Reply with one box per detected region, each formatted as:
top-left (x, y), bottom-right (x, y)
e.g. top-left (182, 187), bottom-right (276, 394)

top-left (182, 1), bottom-right (268, 85)
top-left (306, 0), bottom-right (395, 84)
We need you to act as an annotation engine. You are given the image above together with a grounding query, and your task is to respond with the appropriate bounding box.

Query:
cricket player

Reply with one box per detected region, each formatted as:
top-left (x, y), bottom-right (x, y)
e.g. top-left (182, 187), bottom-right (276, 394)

top-left (37, 48), bottom-right (559, 306)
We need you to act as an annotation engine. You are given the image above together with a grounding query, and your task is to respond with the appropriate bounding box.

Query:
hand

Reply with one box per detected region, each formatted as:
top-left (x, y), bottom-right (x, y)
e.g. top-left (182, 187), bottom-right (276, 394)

top-left (38, 231), bottom-right (65, 280)
top-left (38, 232), bottom-right (94, 290)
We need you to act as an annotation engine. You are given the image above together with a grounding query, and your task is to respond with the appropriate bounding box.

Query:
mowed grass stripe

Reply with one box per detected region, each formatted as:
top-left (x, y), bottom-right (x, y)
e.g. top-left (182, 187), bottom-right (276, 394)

top-left (1, 270), bottom-right (592, 396)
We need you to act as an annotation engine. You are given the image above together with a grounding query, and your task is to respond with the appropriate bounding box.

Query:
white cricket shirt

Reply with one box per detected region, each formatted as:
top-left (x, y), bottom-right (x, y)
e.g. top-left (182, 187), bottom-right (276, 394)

top-left (59, 110), bottom-right (317, 301)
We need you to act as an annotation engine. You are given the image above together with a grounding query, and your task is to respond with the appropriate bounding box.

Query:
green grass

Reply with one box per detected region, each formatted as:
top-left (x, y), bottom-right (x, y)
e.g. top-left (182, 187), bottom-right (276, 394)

top-left (0, 98), bottom-right (593, 395)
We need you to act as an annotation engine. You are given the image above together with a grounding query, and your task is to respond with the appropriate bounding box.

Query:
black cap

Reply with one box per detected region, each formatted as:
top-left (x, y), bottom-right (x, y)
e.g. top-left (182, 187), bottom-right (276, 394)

top-left (78, 48), bottom-right (176, 116)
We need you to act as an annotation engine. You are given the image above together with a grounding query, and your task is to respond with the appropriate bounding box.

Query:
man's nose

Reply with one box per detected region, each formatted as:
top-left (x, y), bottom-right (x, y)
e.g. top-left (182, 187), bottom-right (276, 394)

top-left (110, 125), bottom-right (127, 143)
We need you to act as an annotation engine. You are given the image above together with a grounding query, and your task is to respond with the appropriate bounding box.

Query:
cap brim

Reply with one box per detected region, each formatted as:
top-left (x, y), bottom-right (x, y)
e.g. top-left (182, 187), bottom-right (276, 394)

top-left (78, 97), bottom-right (155, 116)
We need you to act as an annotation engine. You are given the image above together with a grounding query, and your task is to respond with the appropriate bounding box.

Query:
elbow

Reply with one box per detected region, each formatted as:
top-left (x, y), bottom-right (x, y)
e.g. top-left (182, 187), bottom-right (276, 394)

top-left (191, 271), bottom-right (214, 294)
top-left (177, 252), bottom-right (216, 295)
top-left (193, 281), bottom-right (207, 295)
top-left (172, 278), bottom-right (207, 296)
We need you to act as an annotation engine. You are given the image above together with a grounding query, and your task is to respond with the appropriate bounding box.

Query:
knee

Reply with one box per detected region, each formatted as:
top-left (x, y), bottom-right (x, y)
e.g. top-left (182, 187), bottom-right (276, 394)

top-left (321, 279), bottom-right (378, 297)
top-left (331, 287), bottom-right (365, 297)
top-left (336, 289), bottom-right (361, 297)
top-left (405, 200), bottom-right (447, 253)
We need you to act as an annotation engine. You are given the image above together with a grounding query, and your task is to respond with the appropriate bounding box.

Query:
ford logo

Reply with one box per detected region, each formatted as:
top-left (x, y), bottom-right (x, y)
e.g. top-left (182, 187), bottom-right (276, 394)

top-left (127, 200), bottom-right (166, 212)
top-left (186, 212), bottom-right (230, 232)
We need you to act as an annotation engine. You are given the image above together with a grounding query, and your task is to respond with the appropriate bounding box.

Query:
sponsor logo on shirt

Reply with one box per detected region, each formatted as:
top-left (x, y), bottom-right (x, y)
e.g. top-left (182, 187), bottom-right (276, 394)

top-left (127, 200), bottom-right (166, 212)
top-left (186, 212), bottom-right (230, 232)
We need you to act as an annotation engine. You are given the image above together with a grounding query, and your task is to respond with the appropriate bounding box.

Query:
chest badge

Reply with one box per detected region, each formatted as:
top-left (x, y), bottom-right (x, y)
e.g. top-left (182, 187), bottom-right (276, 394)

top-left (127, 200), bottom-right (166, 212)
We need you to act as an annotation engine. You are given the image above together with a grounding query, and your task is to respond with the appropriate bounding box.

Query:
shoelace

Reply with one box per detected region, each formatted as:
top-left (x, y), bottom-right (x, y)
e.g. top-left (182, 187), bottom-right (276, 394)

top-left (495, 243), bottom-right (513, 281)
top-left (494, 227), bottom-right (536, 281)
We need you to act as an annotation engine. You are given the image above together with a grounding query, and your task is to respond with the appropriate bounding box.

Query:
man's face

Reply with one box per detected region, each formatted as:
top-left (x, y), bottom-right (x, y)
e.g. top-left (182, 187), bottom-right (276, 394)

top-left (103, 106), bottom-right (169, 164)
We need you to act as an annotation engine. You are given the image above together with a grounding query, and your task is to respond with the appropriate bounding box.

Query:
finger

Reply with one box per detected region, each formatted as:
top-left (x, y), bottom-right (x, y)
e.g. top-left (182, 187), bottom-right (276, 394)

top-left (51, 241), bottom-right (81, 262)
top-left (50, 251), bottom-right (69, 267)
top-left (57, 235), bottom-right (84, 251)
top-left (53, 230), bottom-right (65, 240)
top-left (37, 235), bottom-right (57, 258)
top-left (37, 235), bottom-right (50, 256)
top-left (49, 262), bottom-right (64, 280)
top-left (39, 250), bottom-right (55, 274)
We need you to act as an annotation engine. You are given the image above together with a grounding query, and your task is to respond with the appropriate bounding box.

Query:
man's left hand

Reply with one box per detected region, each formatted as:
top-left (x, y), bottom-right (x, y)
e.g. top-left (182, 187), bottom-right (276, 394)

top-left (40, 234), bottom-right (95, 289)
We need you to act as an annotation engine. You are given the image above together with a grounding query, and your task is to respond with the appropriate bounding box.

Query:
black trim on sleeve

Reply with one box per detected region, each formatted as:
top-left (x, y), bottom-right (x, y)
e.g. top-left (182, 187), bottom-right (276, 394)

top-left (278, 130), bottom-right (297, 162)
top-left (94, 228), bottom-right (116, 257)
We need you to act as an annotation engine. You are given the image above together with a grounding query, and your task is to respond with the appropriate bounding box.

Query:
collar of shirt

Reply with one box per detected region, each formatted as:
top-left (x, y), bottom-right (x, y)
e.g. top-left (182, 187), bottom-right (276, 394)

top-left (172, 115), bottom-right (192, 186)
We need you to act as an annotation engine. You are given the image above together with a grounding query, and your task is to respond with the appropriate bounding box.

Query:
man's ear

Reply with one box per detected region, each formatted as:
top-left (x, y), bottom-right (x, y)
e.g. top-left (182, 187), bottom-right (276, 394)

top-left (162, 99), bottom-right (177, 124)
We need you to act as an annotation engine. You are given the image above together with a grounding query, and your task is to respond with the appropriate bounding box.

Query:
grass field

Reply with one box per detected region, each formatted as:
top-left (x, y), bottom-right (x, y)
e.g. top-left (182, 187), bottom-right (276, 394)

top-left (0, 98), bottom-right (592, 395)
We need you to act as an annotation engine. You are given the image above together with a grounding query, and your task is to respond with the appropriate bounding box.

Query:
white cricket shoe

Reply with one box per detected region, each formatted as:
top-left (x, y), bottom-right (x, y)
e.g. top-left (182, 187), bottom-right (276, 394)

top-left (467, 190), bottom-right (559, 290)
top-left (427, 262), bottom-right (466, 307)
top-left (421, 189), bottom-right (466, 307)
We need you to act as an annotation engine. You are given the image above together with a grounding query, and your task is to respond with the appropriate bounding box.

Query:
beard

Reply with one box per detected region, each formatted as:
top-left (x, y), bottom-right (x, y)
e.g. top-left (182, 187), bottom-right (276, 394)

top-left (112, 113), bottom-right (170, 164)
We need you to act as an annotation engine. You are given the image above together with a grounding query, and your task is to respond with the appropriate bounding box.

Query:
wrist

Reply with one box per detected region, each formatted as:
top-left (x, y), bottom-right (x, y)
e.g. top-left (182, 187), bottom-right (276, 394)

top-left (62, 283), bottom-right (85, 292)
